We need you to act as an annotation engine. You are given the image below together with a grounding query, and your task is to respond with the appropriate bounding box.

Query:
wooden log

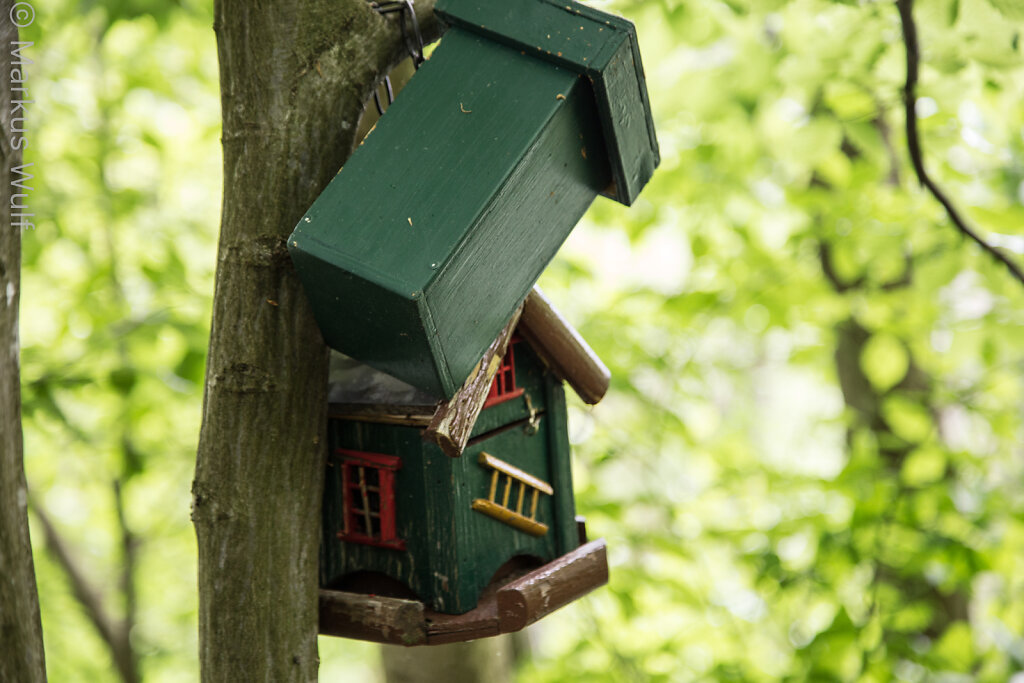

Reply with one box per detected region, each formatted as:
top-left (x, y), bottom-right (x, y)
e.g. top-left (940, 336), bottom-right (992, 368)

top-left (318, 589), bottom-right (427, 646)
top-left (518, 287), bottom-right (610, 405)
top-left (423, 307), bottom-right (523, 457)
top-left (319, 540), bottom-right (608, 645)
top-left (496, 538), bottom-right (609, 633)
top-left (423, 602), bottom-right (501, 646)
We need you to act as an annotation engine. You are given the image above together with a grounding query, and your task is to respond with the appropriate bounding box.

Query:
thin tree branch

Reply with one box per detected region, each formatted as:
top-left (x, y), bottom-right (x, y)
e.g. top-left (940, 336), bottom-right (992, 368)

top-left (872, 109), bottom-right (902, 187)
top-left (31, 499), bottom-right (139, 683)
top-left (112, 480), bottom-right (140, 683)
top-left (896, 0), bottom-right (1024, 286)
top-left (0, 13), bottom-right (46, 680)
top-left (818, 242), bottom-right (865, 293)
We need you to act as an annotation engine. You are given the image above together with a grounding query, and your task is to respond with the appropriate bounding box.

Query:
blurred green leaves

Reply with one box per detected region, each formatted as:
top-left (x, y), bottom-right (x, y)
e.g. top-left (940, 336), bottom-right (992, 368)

top-left (21, 0), bottom-right (218, 679)
top-left (18, 0), bottom-right (1024, 680)
top-left (527, 0), bottom-right (1024, 681)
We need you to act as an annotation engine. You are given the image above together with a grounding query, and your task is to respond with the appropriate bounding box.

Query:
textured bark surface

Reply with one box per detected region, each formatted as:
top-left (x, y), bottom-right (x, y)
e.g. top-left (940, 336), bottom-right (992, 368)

top-left (382, 637), bottom-right (517, 683)
top-left (0, 12), bottom-right (47, 682)
top-left (194, 2), bottom-right (440, 679)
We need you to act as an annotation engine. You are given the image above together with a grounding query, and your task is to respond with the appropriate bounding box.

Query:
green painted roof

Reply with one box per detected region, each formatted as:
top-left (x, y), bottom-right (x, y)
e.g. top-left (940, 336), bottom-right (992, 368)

top-left (436, 0), bottom-right (659, 205)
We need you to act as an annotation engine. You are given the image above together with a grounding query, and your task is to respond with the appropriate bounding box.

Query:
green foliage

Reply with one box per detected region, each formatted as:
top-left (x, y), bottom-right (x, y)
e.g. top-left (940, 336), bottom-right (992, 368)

top-left (20, 1), bottom-right (219, 679)
top-left (20, 0), bottom-right (1024, 680)
top-left (520, 0), bottom-right (1024, 680)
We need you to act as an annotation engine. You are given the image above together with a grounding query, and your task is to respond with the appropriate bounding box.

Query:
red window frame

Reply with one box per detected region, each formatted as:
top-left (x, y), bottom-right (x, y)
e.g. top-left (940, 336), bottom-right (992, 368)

top-left (483, 338), bottom-right (526, 408)
top-left (336, 449), bottom-right (405, 550)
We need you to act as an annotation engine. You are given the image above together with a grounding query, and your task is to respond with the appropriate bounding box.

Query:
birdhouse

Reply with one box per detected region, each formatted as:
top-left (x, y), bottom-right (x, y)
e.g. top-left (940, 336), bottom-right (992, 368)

top-left (288, 0), bottom-right (658, 400)
top-left (318, 289), bottom-right (611, 645)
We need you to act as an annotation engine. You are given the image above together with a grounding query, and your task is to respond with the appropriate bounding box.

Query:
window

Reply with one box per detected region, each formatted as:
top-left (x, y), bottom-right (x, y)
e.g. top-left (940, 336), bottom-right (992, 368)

top-left (483, 338), bottom-right (526, 408)
top-left (336, 450), bottom-right (405, 550)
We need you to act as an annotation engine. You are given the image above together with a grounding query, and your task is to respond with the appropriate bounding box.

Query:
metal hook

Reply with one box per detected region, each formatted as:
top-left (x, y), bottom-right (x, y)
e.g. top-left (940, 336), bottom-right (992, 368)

top-left (522, 393), bottom-right (539, 436)
top-left (367, 0), bottom-right (423, 116)
top-left (369, 0), bottom-right (425, 68)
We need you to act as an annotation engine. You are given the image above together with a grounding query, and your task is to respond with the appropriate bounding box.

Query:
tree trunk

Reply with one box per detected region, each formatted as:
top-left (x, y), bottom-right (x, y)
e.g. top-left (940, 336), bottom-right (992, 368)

top-left (0, 13), bottom-right (47, 682)
top-left (193, 2), bottom-right (440, 679)
top-left (382, 637), bottom-right (518, 683)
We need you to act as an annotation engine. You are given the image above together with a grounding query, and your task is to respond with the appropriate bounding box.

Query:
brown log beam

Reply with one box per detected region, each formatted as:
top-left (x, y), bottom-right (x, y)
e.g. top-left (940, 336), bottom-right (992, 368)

top-left (496, 538), bottom-right (608, 633)
top-left (318, 539), bottom-right (609, 645)
top-left (318, 589), bottom-right (427, 646)
top-left (519, 287), bottom-right (610, 405)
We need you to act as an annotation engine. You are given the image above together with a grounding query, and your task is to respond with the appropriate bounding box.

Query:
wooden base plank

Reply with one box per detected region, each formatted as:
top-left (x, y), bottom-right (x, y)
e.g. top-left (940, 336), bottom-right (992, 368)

top-left (318, 590), bottom-right (427, 646)
top-left (496, 539), bottom-right (608, 633)
top-left (319, 539), bottom-right (609, 645)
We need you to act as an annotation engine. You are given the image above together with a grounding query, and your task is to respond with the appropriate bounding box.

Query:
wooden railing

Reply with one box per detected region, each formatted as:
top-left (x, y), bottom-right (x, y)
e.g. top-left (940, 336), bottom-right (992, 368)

top-left (471, 452), bottom-right (553, 536)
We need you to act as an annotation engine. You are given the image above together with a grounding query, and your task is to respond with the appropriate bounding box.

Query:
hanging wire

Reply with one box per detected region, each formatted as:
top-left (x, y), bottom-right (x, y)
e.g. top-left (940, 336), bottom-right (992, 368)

top-left (369, 0), bottom-right (426, 115)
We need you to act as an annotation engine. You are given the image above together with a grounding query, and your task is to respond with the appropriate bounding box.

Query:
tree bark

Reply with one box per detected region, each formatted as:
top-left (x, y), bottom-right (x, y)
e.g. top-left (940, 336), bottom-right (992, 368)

top-left (382, 637), bottom-right (517, 683)
top-left (0, 13), bottom-right (47, 682)
top-left (193, 2), bottom-right (440, 679)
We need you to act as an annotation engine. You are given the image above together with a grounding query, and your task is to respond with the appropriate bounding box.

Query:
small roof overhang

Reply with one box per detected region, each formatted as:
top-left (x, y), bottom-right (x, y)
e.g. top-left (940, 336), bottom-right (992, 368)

top-left (329, 287), bottom-right (609, 456)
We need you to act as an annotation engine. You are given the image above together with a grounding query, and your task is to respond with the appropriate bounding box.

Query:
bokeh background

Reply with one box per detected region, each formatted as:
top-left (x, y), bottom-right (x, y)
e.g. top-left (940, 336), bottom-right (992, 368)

top-left (19, 0), bottom-right (1024, 680)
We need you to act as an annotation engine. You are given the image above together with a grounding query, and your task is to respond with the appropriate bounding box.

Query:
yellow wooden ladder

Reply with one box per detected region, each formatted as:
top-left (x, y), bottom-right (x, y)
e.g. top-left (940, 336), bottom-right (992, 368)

top-left (471, 452), bottom-right (553, 536)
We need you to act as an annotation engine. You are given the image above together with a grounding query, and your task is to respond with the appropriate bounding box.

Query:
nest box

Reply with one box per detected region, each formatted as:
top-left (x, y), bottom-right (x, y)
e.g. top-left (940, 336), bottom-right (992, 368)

top-left (318, 289), bottom-right (611, 645)
top-left (288, 0), bottom-right (658, 400)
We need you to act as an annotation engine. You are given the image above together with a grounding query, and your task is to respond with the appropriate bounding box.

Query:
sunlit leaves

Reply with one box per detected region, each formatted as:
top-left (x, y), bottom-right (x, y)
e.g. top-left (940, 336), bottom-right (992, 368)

top-left (21, 1), bottom-right (219, 680)
top-left (861, 332), bottom-right (910, 392)
top-left (526, 0), bottom-right (1024, 680)
top-left (18, 0), bottom-right (1024, 679)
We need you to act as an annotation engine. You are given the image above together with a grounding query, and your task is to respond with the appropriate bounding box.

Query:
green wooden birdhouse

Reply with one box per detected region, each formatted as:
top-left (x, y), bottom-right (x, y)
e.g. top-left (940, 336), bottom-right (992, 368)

top-left (288, 0), bottom-right (658, 400)
top-left (318, 289), bottom-right (611, 645)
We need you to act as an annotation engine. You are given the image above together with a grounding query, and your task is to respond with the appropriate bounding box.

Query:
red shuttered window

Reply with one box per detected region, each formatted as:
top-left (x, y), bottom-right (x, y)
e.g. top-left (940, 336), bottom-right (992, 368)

top-left (483, 339), bottom-right (525, 408)
top-left (337, 450), bottom-right (405, 550)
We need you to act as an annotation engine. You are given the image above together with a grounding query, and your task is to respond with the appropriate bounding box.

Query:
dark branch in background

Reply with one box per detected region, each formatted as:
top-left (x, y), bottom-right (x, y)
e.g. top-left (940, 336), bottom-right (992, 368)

top-left (113, 480), bottom-right (139, 683)
top-left (818, 242), bottom-right (865, 293)
top-left (32, 498), bottom-right (140, 683)
top-left (896, 0), bottom-right (1024, 286)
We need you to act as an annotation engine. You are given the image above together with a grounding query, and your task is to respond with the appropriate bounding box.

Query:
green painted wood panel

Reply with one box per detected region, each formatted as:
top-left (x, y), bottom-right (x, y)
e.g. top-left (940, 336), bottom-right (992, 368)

top-left (469, 338), bottom-right (550, 439)
top-left (289, 28), bottom-right (612, 399)
top-left (436, 0), bottom-right (660, 205)
top-left (423, 72), bottom-right (609, 395)
top-left (451, 420), bottom-right (563, 613)
top-left (543, 379), bottom-right (578, 555)
top-left (322, 346), bottom-right (580, 614)
top-left (322, 393), bottom-right (577, 613)
top-left (320, 421), bottom-right (458, 611)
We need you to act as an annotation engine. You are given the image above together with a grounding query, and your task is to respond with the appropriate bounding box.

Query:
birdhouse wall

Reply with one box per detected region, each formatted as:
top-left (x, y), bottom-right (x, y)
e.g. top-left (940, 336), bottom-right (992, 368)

top-left (320, 421), bottom-right (459, 609)
top-left (446, 379), bottom-right (578, 613)
top-left (289, 27), bottom-right (611, 400)
top-left (447, 416), bottom-right (561, 611)
top-left (321, 342), bottom-right (580, 615)
top-left (541, 372), bottom-right (579, 555)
